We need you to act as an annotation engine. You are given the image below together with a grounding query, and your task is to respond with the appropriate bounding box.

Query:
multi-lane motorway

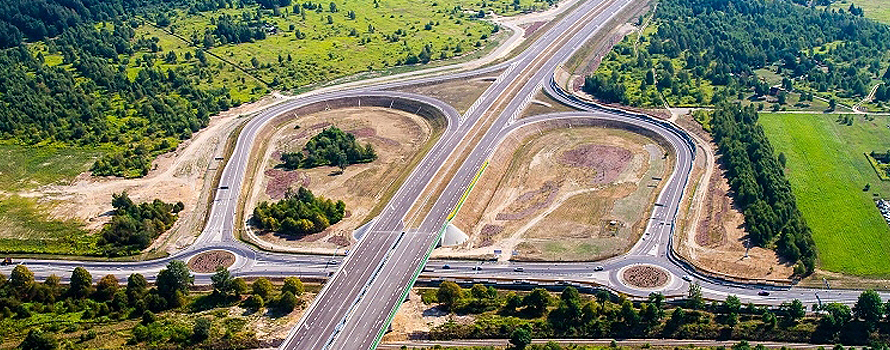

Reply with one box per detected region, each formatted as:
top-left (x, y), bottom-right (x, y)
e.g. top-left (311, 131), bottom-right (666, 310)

top-left (2, 0), bottom-right (888, 348)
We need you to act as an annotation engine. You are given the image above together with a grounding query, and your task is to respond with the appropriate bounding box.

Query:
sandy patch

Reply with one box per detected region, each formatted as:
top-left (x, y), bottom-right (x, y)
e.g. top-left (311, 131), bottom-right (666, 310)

top-left (439, 126), bottom-right (669, 261)
top-left (245, 107), bottom-right (434, 253)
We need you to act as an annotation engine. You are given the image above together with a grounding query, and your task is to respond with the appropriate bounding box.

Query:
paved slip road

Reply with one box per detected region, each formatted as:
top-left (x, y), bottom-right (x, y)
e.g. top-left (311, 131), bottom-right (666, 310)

top-left (3, 0), bottom-right (890, 348)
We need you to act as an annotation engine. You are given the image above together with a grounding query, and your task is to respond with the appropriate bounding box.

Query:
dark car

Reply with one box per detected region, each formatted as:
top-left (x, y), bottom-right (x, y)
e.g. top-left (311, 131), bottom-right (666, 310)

top-left (758, 290), bottom-right (770, 296)
top-left (442, 264), bottom-right (451, 269)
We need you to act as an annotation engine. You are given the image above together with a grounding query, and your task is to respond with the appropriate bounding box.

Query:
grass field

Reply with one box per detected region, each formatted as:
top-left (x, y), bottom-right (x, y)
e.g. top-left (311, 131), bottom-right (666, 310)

top-left (830, 0), bottom-right (890, 24)
top-left (0, 146), bottom-right (102, 255)
top-left (759, 112), bottom-right (890, 276)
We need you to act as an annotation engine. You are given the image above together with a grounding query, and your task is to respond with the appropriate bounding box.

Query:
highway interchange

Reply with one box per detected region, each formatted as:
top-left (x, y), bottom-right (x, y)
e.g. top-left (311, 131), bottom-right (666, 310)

top-left (2, 0), bottom-right (888, 348)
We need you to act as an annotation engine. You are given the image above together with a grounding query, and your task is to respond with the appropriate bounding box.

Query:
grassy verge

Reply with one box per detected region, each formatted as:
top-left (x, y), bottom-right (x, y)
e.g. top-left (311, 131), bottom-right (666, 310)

top-left (759, 112), bottom-right (890, 276)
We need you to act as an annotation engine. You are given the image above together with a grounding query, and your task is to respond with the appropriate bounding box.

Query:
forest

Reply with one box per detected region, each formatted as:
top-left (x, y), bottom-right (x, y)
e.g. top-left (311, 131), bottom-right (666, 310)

top-left (279, 126), bottom-right (377, 170)
top-left (584, 0), bottom-right (890, 109)
top-left (99, 192), bottom-right (183, 256)
top-left (427, 282), bottom-right (890, 346)
top-left (252, 186), bottom-right (346, 236)
top-left (709, 104), bottom-right (816, 274)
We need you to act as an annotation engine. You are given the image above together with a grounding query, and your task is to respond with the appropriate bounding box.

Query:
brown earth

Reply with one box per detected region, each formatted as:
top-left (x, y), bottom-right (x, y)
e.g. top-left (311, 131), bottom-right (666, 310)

top-left (673, 113), bottom-right (794, 281)
top-left (188, 250), bottom-right (236, 273)
top-left (396, 76), bottom-right (496, 114)
top-left (244, 107), bottom-right (434, 254)
top-left (622, 265), bottom-right (669, 288)
top-left (437, 125), bottom-right (669, 261)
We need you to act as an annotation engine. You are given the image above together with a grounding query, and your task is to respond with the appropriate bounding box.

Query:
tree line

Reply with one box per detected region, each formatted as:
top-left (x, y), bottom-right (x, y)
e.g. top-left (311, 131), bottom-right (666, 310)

top-left (429, 282), bottom-right (890, 346)
top-left (252, 186), bottom-right (346, 236)
top-left (99, 192), bottom-right (183, 256)
top-left (279, 126), bottom-right (377, 170)
top-left (0, 262), bottom-right (307, 349)
top-left (710, 104), bottom-right (816, 274)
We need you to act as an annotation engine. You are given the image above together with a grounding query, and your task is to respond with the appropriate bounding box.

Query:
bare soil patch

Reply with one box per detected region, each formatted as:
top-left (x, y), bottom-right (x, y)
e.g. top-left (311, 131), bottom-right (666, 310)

top-left (245, 107), bottom-right (434, 254)
top-left (396, 77), bottom-right (495, 114)
top-left (438, 125), bottom-right (669, 261)
top-left (673, 113), bottom-right (794, 281)
top-left (559, 144), bottom-right (633, 184)
top-left (622, 265), bottom-right (669, 288)
top-left (188, 250), bottom-right (236, 273)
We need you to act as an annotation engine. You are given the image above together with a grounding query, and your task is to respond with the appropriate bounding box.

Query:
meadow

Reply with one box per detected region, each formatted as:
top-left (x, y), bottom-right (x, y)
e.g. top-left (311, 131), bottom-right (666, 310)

top-left (759, 112), bottom-right (890, 276)
top-left (830, 0), bottom-right (890, 24)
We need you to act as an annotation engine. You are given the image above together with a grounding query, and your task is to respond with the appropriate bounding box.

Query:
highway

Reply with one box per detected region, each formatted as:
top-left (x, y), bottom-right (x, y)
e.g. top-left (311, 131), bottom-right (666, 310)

top-left (1, 0), bottom-right (888, 348)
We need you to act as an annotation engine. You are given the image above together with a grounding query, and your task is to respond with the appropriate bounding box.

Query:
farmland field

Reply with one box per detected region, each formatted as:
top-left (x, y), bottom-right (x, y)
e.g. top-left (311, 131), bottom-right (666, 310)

top-left (759, 112), bottom-right (890, 276)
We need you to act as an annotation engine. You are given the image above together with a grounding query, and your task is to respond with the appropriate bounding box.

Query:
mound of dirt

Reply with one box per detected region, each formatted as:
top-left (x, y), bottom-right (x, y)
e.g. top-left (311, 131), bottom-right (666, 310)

top-left (559, 144), bottom-right (632, 184)
top-left (188, 250), bottom-right (236, 273)
top-left (622, 265), bottom-right (669, 288)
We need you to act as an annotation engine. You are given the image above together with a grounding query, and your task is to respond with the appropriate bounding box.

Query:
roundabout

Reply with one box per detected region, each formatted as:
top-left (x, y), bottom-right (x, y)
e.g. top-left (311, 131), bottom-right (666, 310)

top-left (620, 264), bottom-right (671, 289)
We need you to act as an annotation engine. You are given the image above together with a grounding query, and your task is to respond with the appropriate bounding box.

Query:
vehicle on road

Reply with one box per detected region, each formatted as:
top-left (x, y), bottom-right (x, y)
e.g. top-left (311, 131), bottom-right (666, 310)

top-left (682, 275), bottom-right (692, 282)
top-left (442, 264), bottom-right (451, 269)
top-left (593, 266), bottom-right (604, 271)
top-left (472, 266), bottom-right (482, 271)
top-left (758, 290), bottom-right (770, 296)
top-left (514, 267), bottom-right (524, 272)
top-left (1, 257), bottom-right (11, 265)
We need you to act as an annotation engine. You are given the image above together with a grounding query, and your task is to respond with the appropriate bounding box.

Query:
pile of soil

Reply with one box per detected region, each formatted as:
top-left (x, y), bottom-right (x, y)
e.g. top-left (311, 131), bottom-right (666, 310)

top-left (622, 265), bottom-right (669, 288)
top-left (559, 144), bottom-right (632, 184)
top-left (188, 250), bottom-right (236, 273)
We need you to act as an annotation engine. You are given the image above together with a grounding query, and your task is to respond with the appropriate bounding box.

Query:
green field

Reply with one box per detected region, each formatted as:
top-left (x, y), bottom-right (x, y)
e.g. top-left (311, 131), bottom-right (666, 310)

top-left (830, 0), bottom-right (890, 24)
top-left (759, 112), bottom-right (890, 276)
top-left (0, 145), bottom-right (101, 255)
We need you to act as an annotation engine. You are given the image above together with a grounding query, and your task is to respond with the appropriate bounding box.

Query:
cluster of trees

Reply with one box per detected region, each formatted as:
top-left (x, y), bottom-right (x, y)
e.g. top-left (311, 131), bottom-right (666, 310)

top-left (429, 282), bottom-right (890, 346)
top-left (584, 0), bottom-right (890, 108)
top-left (252, 186), bottom-right (346, 236)
top-left (212, 14), bottom-right (267, 45)
top-left (99, 192), bottom-right (183, 256)
top-left (710, 104), bottom-right (816, 273)
top-left (0, 262), bottom-right (307, 349)
top-left (208, 267), bottom-right (304, 314)
top-left (279, 126), bottom-right (376, 170)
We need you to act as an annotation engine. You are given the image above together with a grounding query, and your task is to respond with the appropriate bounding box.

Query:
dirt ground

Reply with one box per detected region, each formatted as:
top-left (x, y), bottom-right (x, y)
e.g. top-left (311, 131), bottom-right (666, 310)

top-left (14, 95), bottom-right (284, 255)
top-left (383, 289), bottom-right (473, 342)
top-left (397, 76), bottom-right (497, 114)
top-left (188, 250), bottom-right (236, 273)
top-left (438, 125), bottom-right (669, 261)
top-left (622, 265), bottom-right (669, 288)
top-left (673, 114), bottom-right (794, 281)
top-left (244, 107), bottom-right (434, 253)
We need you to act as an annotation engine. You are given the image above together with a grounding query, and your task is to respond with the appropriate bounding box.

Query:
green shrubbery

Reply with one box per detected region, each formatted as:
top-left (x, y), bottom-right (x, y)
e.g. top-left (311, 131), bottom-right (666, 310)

top-left (0, 262), bottom-right (307, 349)
top-left (99, 192), bottom-right (183, 256)
top-left (280, 126), bottom-right (377, 170)
top-left (427, 283), bottom-right (890, 346)
top-left (252, 186), bottom-right (345, 236)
